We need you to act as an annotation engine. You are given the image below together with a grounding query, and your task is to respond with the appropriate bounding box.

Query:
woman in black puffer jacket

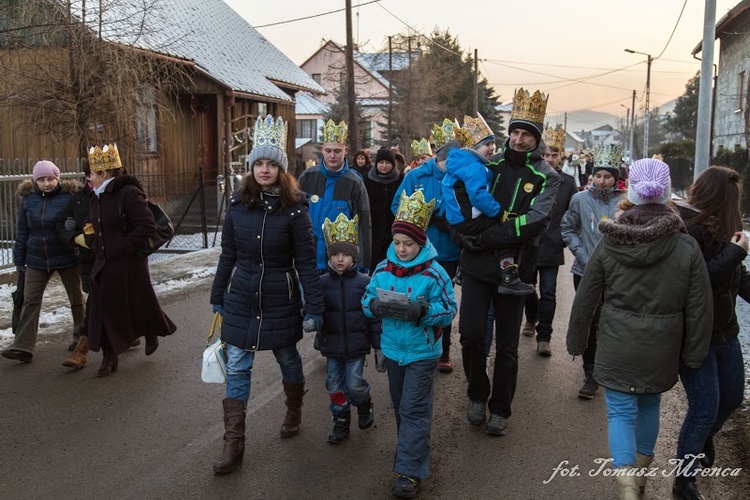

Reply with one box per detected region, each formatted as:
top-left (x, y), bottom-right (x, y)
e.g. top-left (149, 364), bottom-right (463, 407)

top-left (210, 115), bottom-right (324, 475)
top-left (2, 161), bottom-right (84, 364)
top-left (672, 166), bottom-right (750, 499)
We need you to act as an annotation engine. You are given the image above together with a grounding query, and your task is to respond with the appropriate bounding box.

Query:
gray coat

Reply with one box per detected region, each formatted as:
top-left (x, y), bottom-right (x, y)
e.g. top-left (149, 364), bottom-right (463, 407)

top-left (561, 185), bottom-right (624, 276)
top-left (566, 204), bottom-right (713, 395)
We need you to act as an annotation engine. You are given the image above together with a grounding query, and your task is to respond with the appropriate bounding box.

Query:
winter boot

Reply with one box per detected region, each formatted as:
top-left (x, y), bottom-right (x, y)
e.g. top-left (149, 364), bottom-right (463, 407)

top-left (357, 399), bottom-right (374, 430)
top-left (62, 336), bottom-right (89, 368)
top-left (213, 398), bottom-right (246, 474)
top-left (578, 367), bottom-right (599, 399)
top-left (327, 409), bottom-right (351, 444)
top-left (521, 320), bottom-right (536, 337)
top-left (672, 476), bottom-right (705, 500)
top-left (437, 345), bottom-right (454, 373)
top-left (497, 264), bottom-right (535, 295)
top-left (635, 452), bottom-right (654, 495)
top-left (96, 347), bottom-right (119, 377)
top-left (280, 381), bottom-right (305, 438)
top-left (614, 468), bottom-right (640, 500)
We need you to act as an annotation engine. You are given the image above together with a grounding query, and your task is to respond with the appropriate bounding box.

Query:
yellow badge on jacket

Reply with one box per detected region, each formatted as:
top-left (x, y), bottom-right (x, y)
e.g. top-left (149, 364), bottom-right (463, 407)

top-left (523, 182), bottom-right (534, 193)
top-left (311, 194), bottom-right (320, 203)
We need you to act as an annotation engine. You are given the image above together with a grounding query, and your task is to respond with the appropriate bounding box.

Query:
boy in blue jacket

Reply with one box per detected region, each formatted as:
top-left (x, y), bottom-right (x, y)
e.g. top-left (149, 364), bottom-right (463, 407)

top-left (314, 214), bottom-right (382, 445)
top-left (362, 191), bottom-right (457, 498)
top-left (442, 114), bottom-right (534, 295)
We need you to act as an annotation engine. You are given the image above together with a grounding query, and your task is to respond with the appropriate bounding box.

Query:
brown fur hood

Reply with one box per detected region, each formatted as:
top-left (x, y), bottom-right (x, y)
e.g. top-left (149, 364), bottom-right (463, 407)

top-left (599, 203), bottom-right (686, 246)
top-left (16, 178), bottom-right (82, 197)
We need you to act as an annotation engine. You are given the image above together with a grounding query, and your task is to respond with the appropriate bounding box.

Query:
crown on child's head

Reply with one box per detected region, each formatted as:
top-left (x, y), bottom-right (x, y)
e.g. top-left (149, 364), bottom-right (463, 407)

top-left (411, 138), bottom-right (432, 157)
top-left (594, 144), bottom-right (623, 170)
top-left (394, 190), bottom-right (435, 232)
top-left (455, 113), bottom-right (493, 148)
top-left (323, 213), bottom-right (359, 247)
top-left (432, 118), bottom-right (460, 148)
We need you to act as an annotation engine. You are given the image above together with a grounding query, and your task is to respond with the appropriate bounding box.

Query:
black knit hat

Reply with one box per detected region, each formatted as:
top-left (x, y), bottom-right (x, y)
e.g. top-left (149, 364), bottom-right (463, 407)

top-left (508, 120), bottom-right (542, 145)
top-left (375, 147), bottom-right (396, 166)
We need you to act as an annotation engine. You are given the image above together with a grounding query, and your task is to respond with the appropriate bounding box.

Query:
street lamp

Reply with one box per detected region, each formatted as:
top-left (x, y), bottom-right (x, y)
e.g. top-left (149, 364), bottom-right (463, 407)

top-left (625, 49), bottom-right (653, 157)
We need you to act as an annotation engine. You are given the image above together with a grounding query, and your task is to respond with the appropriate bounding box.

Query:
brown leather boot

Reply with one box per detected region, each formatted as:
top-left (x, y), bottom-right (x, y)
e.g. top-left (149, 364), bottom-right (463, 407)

top-left (63, 336), bottom-right (89, 368)
top-left (280, 381), bottom-right (305, 438)
top-left (96, 350), bottom-right (119, 377)
top-left (213, 398), bottom-right (246, 474)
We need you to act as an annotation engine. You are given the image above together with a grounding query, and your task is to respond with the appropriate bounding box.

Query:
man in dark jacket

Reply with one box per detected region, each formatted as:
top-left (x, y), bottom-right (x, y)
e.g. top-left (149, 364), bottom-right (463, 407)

top-left (298, 120), bottom-right (372, 272)
top-left (521, 126), bottom-right (578, 356)
top-left (456, 88), bottom-right (559, 436)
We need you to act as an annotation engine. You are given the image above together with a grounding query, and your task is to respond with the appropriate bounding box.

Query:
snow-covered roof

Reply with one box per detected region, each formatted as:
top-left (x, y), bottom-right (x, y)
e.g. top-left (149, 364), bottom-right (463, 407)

top-left (296, 92), bottom-right (329, 115)
top-left (77, 0), bottom-right (323, 101)
top-left (357, 51), bottom-right (414, 72)
top-left (567, 131), bottom-right (584, 143)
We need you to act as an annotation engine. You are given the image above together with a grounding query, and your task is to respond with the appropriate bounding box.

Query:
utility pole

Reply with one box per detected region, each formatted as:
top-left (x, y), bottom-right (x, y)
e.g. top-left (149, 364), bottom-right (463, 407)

top-left (344, 0), bottom-right (359, 153)
top-left (388, 35), bottom-right (393, 147)
top-left (695, 0), bottom-right (717, 178)
top-left (644, 54), bottom-right (652, 156)
top-left (564, 112), bottom-right (568, 132)
top-left (473, 49), bottom-right (478, 115)
top-left (630, 90), bottom-right (636, 163)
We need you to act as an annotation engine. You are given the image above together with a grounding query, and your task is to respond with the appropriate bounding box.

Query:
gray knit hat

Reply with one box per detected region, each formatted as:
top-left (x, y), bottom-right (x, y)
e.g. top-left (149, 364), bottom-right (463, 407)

top-left (247, 145), bottom-right (288, 172)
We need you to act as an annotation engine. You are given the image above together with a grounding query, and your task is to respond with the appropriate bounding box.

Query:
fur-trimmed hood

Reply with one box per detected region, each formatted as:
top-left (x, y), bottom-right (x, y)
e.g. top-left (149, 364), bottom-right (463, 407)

top-left (598, 203), bottom-right (687, 268)
top-left (16, 178), bottom-right (82, 197)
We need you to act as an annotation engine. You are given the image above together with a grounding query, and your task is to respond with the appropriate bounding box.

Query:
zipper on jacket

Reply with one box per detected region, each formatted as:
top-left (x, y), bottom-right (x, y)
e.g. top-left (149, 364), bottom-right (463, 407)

top-left (41, 196), bottom-right (50, 272)
top-left (508, 178), bottom-right (522, 212)
top-left (341, 276), bottom-right (349, 358)
top-left (254, 209), bottom-right (269, 352)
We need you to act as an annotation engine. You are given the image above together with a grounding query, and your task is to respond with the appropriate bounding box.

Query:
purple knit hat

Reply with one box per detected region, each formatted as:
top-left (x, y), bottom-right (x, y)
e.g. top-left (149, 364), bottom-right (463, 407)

top-left (627, 158), bottom-right (671, 205)
top-left (32, 160), bottom-right (60, 182)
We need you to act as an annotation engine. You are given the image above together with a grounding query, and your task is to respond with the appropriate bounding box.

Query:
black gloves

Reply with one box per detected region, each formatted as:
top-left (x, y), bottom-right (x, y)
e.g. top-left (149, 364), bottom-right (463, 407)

top-left (370, 299), bottom-right (428, 322)
top-left (461, 235), bottom-right (484, 251)
top-left (430, 214), bottom-right (451, 233)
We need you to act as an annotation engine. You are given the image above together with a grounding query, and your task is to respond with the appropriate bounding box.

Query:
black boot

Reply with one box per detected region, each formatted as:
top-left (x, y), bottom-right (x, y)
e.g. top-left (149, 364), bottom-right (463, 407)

top-left (357, 399), bottom-right (374, 430)
top-left (578, 367), bottom-right (599, 399)
top-left (213, 398), bottom-right (246, 474)
top-left (327, 409), bottom-right (351, 444)
top-left (672, 476), bottom-right (705, 500)
top-left (497, 264), bottom-right (535, 295)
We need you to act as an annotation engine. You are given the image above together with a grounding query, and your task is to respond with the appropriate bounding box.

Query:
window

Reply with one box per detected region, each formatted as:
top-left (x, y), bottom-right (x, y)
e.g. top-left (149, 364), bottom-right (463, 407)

top-left (136, 87), bottom-right (158, 153)
top-left (296, 119), bottom-right (317, 140)
top-left (312, 73), bottom-right (321, 84)
top-left (736, 71), bottom-right (745, 113)
top-left (362, 120), bottom-right (373, 148)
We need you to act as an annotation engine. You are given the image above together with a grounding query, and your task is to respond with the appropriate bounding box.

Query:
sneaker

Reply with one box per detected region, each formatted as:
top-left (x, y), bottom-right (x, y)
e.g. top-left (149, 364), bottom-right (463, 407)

top-left (578, 375), bottom-right (599, 399)
top-left (537, 341), bottom-right (552, 357)
top-left (437, 354), bottom-right (454, 373)
top-left (392, 474), bottom-right (421, 498)
top-left (485, 413), bottom-right (509, 436)
top-left (2, 348), bottom-right (33, 363)
top-left (497, 265), bottom-right (535, 295)
top-left (467, 401), bottom-right (486, 426)
top-left (521, 321), bottom-right (536, 337)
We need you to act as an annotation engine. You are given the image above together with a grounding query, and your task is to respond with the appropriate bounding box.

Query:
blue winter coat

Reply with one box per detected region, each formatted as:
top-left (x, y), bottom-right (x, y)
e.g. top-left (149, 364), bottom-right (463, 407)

top-left (210, 186), bottom-right (324, 351)
top-left (391, 159), bottom-right (460, 263)
top-left (362, 240), bottom-right (457, 366)
top-left (14, 179), bottom-right (80, 271)
top-left (319, 265), bottom-right (381, 359)
top-left (441, 148), bottom-right (501, 225)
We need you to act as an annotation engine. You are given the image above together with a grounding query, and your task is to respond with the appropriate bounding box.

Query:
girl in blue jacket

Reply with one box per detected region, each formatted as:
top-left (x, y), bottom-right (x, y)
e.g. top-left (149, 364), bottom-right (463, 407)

top-left (362, 191), bottom-right (456, 498)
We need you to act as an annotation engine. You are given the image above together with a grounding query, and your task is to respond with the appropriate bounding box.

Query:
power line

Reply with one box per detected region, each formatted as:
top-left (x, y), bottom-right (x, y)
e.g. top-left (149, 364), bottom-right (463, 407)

top-left (655, 0), bottom-right (689, 60)
top-left (255, 0), bottom-right (381, 29)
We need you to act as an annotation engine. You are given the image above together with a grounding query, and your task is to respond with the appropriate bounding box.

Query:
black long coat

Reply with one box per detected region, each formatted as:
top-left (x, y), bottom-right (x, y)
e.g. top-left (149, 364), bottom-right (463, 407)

top-left (85, 175), bottom-right (176, 354)
top-left (364, 173), bottom-right (400, 270)
top-left (210, 186), bottom-right (324, 351)
top-left (536, 169), bottom-right (578, 267)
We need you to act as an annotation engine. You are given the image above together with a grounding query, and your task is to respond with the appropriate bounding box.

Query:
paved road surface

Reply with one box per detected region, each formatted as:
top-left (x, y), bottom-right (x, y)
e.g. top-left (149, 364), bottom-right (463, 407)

top-left (1, 254), bottom-right (748, 499)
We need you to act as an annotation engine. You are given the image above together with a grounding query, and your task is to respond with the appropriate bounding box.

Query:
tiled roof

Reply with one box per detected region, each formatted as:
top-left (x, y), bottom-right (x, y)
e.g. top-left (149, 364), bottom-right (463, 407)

top-left (80, 0), bottom-right (323, 101)
top-left (296, 92), bottom-right (329, 115)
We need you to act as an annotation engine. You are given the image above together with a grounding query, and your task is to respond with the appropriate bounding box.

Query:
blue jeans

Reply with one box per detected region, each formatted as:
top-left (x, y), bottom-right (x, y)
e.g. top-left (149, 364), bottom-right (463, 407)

top-left (385, 356), bottom-right (437, 480)
top-left (605, 389), bottom-right (661, 468)
top-left (225, 344), bottom-right (304, 402)
top-left (326, 356), bottom-right (370, 415)
top-left (676, 337), bottom-right (745, 475)
top-left (523, 266), bottom-right (559, 342)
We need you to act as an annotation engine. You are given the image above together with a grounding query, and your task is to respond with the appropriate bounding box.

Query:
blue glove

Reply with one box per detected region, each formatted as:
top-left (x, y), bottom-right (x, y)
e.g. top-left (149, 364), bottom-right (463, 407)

top-left (212, 304), bottom-right (223, 315)
top-left (304, 313), bottom-right (323, 332)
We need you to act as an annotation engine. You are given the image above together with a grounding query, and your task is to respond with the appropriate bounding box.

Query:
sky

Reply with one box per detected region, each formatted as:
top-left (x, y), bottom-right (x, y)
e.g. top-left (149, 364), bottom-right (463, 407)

top-left (225, 0), bottom-right (738, 128)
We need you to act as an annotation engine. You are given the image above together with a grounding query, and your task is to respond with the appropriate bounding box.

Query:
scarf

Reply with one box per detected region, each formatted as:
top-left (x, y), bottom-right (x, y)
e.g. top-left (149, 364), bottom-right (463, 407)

top-left (367, 165), bottom-right (400, 184)
top-left (384, 258), bottom-right (433, 277)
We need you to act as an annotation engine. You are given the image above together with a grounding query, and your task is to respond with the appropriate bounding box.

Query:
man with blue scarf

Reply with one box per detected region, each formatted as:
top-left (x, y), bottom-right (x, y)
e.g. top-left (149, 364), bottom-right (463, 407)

top-left (298, 120), bottom-right (372, 272)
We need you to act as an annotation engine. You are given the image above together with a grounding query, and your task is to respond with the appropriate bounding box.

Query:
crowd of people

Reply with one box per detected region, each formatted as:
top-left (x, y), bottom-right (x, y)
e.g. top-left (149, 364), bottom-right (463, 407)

top-left (5, 85), bottom-right (748, 499)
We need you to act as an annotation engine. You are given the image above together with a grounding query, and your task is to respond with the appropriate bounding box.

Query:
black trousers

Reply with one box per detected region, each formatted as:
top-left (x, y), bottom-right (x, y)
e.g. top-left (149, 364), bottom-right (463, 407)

top-left (459, 273), bottom-right (523, 418)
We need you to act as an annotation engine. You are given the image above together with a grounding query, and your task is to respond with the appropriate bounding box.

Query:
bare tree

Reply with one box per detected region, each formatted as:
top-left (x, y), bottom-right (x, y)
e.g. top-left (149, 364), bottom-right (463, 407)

top-left (0, 0), bottom-right (193, 165)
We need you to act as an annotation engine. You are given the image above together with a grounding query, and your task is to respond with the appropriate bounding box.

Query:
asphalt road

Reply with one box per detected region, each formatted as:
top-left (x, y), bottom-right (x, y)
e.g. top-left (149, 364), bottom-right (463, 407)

top-left (1, 259), bottom-right (748, 500)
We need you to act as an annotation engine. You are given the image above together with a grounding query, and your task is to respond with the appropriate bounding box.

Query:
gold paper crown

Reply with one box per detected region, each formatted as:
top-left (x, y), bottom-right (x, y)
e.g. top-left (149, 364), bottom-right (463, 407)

top-left (594, 144), bottom-right (623, 170)
top-left (88, 144), bottom-right (122, 172)
top-left (322, 119), bottom-right (348, 145)
top-left (323, 213), bottom-right (359, 247)
top-left (394, 190), bottom-right (435, 232)
top-left (305, 159), bottom-right (317, 168)
top-left (432, 118), bottom-right (460, 148)
top-left (542, 125), bottom-right (566, 151)
top-left (510, 88), bottom-right (549, 124)
top-left (253, 114), bottom-right (287, 151)
top-left (455, 113), bottom-right (493, 148)
top-left (411, 138), bottom-right (432, 157)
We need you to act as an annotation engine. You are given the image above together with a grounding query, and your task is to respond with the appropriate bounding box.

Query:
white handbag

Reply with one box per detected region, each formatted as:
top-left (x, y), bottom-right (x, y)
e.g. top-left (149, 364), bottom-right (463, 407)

top-left (201, 312), bottom-right (227, 384)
